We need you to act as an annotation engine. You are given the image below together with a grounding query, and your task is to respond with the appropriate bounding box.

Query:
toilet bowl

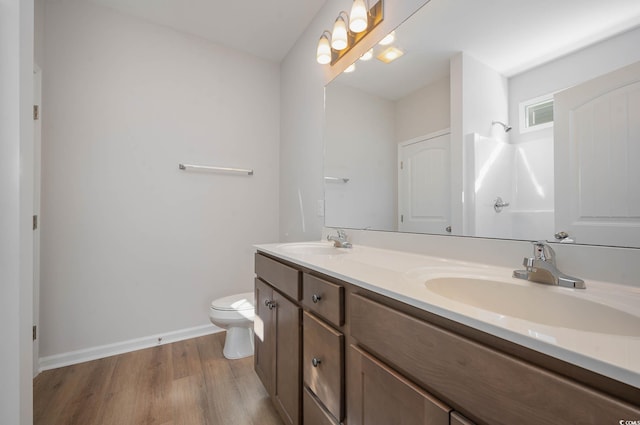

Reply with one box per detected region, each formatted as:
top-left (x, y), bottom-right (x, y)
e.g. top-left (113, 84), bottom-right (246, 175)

top-left (209, 292), bottom-right (255, 359)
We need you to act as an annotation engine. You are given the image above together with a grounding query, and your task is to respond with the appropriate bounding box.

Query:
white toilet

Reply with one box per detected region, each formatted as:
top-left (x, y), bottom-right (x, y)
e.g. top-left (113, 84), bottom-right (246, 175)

top-left (209, 292), bottom-right (255, 359)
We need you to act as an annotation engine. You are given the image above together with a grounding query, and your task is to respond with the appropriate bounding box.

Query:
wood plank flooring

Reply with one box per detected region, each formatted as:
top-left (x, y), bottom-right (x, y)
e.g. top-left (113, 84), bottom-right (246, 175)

top-left (34, 332), bottom-right (284, 425)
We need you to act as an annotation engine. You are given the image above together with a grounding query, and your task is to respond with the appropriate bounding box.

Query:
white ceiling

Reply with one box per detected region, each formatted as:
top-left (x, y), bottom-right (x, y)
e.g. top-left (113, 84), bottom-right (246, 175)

top-left (85, 0), bottom-right (640, 94)
top-left (334, 0), bottom-right (640, 100)
top-left (87, 0), bottom-right (327, 62)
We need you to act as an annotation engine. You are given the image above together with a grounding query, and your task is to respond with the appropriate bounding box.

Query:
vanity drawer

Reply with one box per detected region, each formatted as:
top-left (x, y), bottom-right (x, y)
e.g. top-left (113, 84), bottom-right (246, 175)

top-left (303, 386), bottom-right (339, 425)
top-left (255, 253), bottom-right (301, 300)
top-left (302, 274), bottom-right (344, 327)
top-left (350, 293), bottom-right (640, 425)
top-left (303, 312), bottom-right (344, 421)
top-left (350, 344), bottom-right (450, 425)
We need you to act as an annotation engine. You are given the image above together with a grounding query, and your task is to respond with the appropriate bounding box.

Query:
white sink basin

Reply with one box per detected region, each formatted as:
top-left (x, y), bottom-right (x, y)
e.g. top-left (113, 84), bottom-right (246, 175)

top-left (425, 277), bottom-right (640, 336)
top-left (278, 242), bottom-right (348, 256)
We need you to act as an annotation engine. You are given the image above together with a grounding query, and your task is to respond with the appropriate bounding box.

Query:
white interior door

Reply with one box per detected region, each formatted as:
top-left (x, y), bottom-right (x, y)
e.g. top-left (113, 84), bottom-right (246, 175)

top-left (398, 131), bottom-right (451, 234)
top-left (555, 60), bottom-right (640, 247)
top-left (33, 66), bottom-right (41, 376)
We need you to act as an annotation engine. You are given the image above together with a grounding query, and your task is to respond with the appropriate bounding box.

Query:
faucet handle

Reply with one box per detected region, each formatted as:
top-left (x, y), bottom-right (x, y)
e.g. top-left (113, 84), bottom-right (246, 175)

top-left (327, 229), bottom-right (352, 248)
top-left (532, 240), bottom-right (556, 264)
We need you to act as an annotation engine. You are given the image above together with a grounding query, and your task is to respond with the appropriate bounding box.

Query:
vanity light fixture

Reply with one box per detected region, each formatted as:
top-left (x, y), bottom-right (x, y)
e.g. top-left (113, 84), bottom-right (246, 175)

top-left (315, 0), bottom-right (384, 66)
top-left (376, 46), bottom-right (404, 63)
top-left (331, 12), bottom-right (350, 50)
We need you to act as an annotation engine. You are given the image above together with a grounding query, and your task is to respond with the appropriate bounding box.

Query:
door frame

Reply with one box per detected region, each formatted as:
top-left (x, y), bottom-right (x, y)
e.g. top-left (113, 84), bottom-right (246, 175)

top-left (33, 64), bottom-right (42, 377)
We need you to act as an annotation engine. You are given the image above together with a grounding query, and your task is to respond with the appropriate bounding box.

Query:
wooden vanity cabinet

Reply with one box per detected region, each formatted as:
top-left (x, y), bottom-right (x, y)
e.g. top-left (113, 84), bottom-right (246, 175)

top-left (349, 293), bottom-right (640, 425)
top-left (255, 252), bottom-right (640, 425)
top-left (254, 256), bottom-right (302, 425)
top-left (255, 253), bottom-right (345, 425)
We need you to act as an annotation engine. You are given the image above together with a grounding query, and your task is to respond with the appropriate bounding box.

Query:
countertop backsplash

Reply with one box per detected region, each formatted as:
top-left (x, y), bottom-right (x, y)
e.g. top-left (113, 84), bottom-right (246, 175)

top-left (321, 228), bottom-right (640, 288)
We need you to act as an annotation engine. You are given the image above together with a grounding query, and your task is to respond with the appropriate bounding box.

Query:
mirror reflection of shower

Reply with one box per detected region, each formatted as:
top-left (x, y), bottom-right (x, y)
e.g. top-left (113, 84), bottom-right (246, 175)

top-left (492, 121), bottom-right (512, 132)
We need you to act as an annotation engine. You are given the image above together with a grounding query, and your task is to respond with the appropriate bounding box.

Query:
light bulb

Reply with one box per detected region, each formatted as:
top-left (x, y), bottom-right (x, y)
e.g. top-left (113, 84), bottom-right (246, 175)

top-left (316, 34), bottom-right (331, 64)
top-left (331, 15), bottom-right (348, 50)
top-left (349, 0), bottom-right (368, 33)
top-left (359, 48), bottom-right (373, 61)
top-left (379, 31), bottom-right (395, 46)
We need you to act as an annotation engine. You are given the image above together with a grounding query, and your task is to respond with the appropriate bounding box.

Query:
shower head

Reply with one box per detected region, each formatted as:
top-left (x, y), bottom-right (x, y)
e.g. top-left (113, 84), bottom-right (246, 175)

top-left (492, 121), bottom-right (512, 132)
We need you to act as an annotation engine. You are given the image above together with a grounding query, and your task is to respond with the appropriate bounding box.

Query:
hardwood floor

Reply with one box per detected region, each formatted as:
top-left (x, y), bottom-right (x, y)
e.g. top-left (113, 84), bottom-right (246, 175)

top-left (34, 332), bottom-right (284, 425)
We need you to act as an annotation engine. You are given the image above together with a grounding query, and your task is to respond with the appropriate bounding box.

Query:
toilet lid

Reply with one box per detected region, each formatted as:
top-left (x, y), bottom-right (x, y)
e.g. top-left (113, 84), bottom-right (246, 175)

top-left (211, 292), bottom-right (254, 311)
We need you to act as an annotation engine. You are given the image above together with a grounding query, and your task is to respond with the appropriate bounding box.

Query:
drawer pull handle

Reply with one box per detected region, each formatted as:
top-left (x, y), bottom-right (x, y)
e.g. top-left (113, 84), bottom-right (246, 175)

top-left (264, 300), bottom-right (276, 310)
top-left (311, 294), bottom-right (322, 303)
top-left (312, 357), bottom-right (322, 367)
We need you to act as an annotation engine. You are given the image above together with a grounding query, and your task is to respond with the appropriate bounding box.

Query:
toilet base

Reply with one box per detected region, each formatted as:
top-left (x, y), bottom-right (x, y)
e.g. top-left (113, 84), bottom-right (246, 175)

top-left (223, 327), bottom-right (254, 359)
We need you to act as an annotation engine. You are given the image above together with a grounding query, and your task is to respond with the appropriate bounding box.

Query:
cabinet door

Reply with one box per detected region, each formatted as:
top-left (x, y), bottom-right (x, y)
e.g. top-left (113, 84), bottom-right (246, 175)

top-left (254, 278), bottom-right (274, 395)
top-left (350, 294), bottom-right (640, 425)
top-left (348, 345), bottom-right (450, 425)
top-left (304, 386), bottom-right (339, 425)
top-left (303, 312), bottom-right (344, 422)
top-left (273, 290), bottom-right (301, 425)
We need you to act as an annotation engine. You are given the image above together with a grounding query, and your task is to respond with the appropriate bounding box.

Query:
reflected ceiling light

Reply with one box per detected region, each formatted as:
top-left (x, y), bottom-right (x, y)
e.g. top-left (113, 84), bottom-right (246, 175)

top-left (376, 46), bottom-right (404, 63)
top-left (316, 31), bottom-right (332, 64)
top-left (331, 12), bottom-right (349, 50)
top-left (349, 0), bottom-right (369, 33)
top-left (316, 1), bottom-right (384, 66)
top-left (344, 63), bottom-right (356, 73)
top-left (359, 48), bottom-right (373, 61)
top-left (378, 30), bottom-right (395, 46)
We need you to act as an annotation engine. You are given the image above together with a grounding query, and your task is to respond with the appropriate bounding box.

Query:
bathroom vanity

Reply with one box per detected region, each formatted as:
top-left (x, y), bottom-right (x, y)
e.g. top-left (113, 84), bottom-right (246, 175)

top-left (254, 242), bottom-right (640, 425)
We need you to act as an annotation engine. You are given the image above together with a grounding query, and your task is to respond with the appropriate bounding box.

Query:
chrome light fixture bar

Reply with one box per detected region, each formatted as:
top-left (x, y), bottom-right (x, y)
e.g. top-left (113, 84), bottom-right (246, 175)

top-left (316, 0), bottom-right (384, 66)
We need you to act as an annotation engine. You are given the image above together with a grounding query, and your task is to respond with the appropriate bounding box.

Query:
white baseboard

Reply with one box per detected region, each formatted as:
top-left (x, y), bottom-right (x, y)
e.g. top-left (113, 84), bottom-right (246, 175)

top-left (38, 324), bottom-right (223, 372)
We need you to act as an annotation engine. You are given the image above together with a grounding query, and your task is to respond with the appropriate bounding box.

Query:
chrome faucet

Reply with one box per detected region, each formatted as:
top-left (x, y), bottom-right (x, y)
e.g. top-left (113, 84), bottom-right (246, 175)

top-left (513, 241), bottom-right (586, 289)
top-left (327, 229), bottom-right (352, 248)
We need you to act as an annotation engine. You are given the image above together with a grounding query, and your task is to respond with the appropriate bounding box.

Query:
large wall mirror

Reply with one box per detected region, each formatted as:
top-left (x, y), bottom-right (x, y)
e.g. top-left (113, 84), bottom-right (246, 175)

top-left (324, 0), bottom-right (640, 248)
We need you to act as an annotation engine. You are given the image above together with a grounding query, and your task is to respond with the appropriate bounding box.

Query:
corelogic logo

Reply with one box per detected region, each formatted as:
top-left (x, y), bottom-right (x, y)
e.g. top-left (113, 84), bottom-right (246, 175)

top-left (619, 421), bottom-right (640, 425)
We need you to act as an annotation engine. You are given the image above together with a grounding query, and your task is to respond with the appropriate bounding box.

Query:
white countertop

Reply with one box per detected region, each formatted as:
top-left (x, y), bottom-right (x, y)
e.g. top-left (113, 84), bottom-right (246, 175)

top-left (255, 241), bottom-right (640, 389)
